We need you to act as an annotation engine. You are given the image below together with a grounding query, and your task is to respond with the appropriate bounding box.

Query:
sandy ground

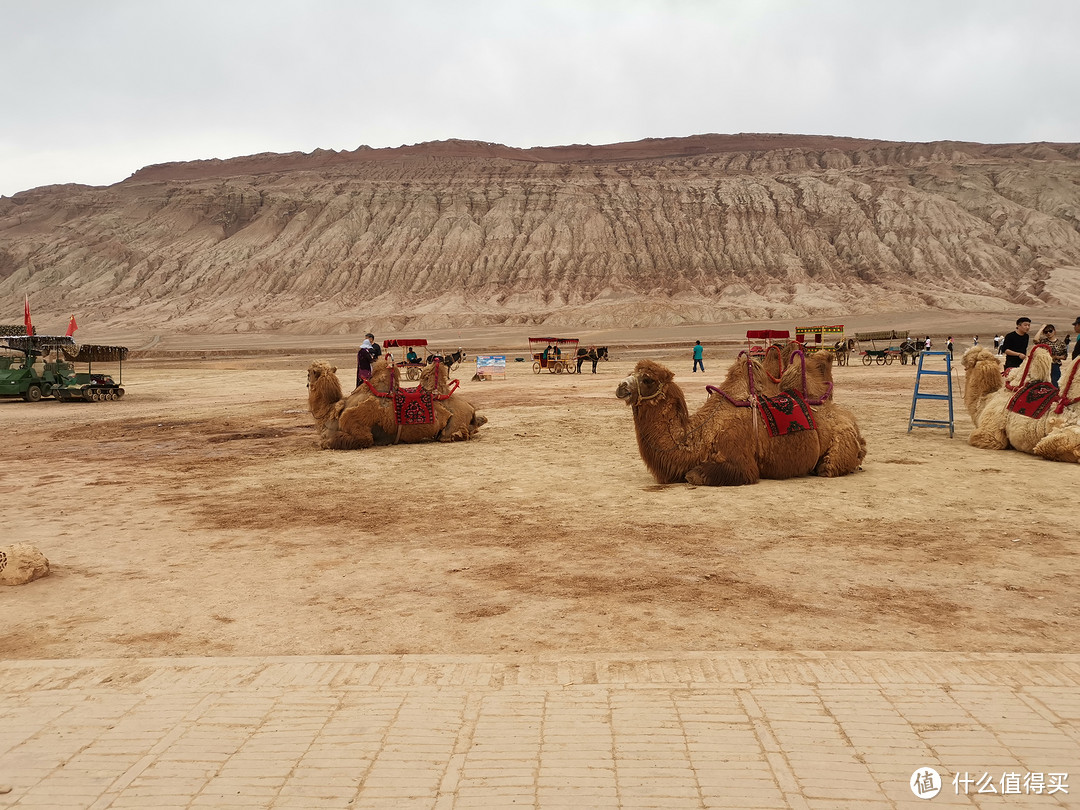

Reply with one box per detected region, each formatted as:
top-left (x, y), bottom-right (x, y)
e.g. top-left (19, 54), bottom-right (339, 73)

top-left (2, 337), bottom-right (1077, 659)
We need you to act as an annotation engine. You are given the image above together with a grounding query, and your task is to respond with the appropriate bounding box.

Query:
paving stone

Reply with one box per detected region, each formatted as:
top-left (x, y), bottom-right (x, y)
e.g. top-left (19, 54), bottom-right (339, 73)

top-left (0, 652), bottom-right (1077, 807)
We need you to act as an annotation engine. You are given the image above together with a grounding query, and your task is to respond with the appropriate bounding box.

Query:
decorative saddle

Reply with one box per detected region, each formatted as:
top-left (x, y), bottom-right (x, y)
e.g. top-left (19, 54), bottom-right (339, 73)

top-left (1007, 381), bottom-right (1059, 420)
top-left (756, 391), bottom-right (817, 437)
top-left (393, 386), bottom-right (435, 425)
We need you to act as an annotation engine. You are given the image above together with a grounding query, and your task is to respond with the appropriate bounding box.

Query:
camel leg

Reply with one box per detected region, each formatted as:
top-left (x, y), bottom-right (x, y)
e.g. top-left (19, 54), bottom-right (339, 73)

top-left (687, 447), bottom-right (760, 486)
top-left (336, 403), bottom-right (381, 448)
top-left (815, 427), bottom-right (868, 477)
top-left (1032, 427), bottom-right (1080, 463)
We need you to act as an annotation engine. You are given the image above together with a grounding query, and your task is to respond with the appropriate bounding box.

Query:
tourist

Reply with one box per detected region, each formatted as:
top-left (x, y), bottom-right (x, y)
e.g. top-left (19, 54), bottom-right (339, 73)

top-left (692, 340), bottom-right (705, 373)
top-left (924, 335), bottom-right (932, 351)
top-left (1032, 324), bottom-right (1066, 387)
top-left (973, 335), bottom-right (979, 347)
top-left (356, 337), bottom-right (374, 385)
top-left (1001, 317), bottom-right (1031, 371)
top-left (993, 334), bottom-right (1004, 353)
top-left (365, 332), bottom-right (381, 360)
top-left (946, 336), bottom-right (953, 357)
top-left (1072, 317), bottom-right (1080, 360)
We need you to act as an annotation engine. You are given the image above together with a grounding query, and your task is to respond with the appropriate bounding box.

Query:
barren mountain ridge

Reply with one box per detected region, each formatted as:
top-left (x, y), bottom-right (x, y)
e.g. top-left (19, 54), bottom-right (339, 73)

top-left (2, 133), bottom-right (1079, 334)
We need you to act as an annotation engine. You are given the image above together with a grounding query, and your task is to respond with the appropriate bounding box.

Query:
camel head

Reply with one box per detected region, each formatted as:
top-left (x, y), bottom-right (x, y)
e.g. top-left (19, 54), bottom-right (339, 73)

top-left (960, 346), bottom-right (1003, 423)
top-left (616, 359), bottom-right (676, 407)
top-left (307, 360), bottom-right (338, 391)
top-left (307, 360), bottom-right (344, 426)
top-left (419, 358), bottom-right (450, 392)
top-left (367, 357), bottom-right (399, 391)
top-left (780, 349), bottom-right (834, 399)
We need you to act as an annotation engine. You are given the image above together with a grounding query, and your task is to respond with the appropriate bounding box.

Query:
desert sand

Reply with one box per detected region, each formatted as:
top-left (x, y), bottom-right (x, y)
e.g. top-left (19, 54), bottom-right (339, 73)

top-left (3, 325), bottom-right (1077, 661)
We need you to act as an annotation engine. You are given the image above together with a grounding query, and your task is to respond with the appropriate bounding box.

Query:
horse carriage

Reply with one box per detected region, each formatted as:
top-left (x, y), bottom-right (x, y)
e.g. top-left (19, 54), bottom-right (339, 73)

top-left (746, 329), bottom-right (790, 358)
top-left (795, 324), bottom-right (846, 364)
top-left (852, 330), bottom-right (909, 365)
top-left (383, 338), bottom-right (428, 381)
top-left (529, 337), bottom-right (579, 374)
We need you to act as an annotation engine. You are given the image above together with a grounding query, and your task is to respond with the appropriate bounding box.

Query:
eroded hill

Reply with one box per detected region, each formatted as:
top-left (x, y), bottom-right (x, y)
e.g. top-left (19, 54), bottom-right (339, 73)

top-left (2, 134), bottom-right (1079, 333)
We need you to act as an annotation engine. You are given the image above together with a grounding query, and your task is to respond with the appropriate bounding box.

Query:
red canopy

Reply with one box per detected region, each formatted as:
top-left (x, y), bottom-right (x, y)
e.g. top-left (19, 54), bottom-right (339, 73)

top-left (528, 337), bottom-right (579, 346)
top-left (383, 338), bottom-right (427, 348)
top-left (746, 330), bottom-right (790, 340)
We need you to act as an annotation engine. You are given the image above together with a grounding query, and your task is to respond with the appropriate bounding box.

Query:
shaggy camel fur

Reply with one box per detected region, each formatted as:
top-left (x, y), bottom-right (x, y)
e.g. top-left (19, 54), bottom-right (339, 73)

top-left (615, 351), bottom-right (866, 486)
top-left (306, 358), bottom-right (486, 450)
top-left (963, 345), bottom-right (1080, 462)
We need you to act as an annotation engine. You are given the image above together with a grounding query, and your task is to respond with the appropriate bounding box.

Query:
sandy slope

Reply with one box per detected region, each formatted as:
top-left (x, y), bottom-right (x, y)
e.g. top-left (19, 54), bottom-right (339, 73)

top-left (2, 336), bottom-right (1076, 659)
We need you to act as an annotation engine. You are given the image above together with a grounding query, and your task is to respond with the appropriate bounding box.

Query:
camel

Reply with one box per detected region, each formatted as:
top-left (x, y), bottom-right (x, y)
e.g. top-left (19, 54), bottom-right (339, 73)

top-left (615, 350), bottom-right (866, 486)
top-left (306, 357), bottom-right (486, 450)
top-left (962, 345), bottom-right (1080, 462)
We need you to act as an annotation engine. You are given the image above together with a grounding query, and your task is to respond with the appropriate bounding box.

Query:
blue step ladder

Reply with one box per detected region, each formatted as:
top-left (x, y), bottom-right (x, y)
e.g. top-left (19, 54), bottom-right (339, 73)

top-left (908, 350), bottom-right (954, 437)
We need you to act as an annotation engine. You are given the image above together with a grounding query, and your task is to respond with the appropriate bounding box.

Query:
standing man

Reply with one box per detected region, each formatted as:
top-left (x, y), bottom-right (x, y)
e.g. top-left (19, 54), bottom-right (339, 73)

top-left (1001, 317), bottom-right (1031, 371)
top-left (365, 333), bottom-right (381, 360)
top-left (692, 341), bottom-right (705, 373)
top-left (1072, 317), bottom-right (1080, 360)
top-left (946, 336), bottom-right (954, 358)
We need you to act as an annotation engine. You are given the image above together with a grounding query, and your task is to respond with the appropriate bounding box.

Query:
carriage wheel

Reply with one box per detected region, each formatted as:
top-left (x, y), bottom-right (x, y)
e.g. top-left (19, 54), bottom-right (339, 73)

top-left (875, 354), bottom-right (886, 365)
top-left (532, 362), bottom-right (541, 374)
top-left (885, 354), bottom-right (894, 365)
top-left (566, 362), bottom-right (576, 374)
top-left (862, 354), bottom-right (872, 366)
top-left (555, 363), bottom-right (565, 374)
top-left (406, 366), bottom-right (420, 381)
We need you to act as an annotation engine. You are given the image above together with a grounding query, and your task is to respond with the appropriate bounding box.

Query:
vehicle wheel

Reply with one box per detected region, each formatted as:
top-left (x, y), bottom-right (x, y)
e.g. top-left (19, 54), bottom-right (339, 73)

top-left (532, 362), bottom-right (541, 374)
top-left (875, 355), bottom-right (886, 365)
top-left (862, 354), bottom-right (872, 366)
top-left (885, 354), bottom-right (894, 365)
top-left (24, 384), bottom-right (42, 402)
top-left (116, 389), bottom-right (125, 399)
top-left (566, 363), bottom-right (577, 374)
top-left (83, 387), bottom-right (95, 402)
top-left (40, 383), bottom-right (53, 398)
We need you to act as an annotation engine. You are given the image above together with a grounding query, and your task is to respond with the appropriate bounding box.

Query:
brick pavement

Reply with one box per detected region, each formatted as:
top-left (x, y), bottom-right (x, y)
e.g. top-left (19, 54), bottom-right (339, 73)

top-left (1, 652), bottom-right (1078, 809)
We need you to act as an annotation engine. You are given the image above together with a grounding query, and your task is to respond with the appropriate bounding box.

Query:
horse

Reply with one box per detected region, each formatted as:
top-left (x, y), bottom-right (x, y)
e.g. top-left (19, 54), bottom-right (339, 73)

top-left (425, 348), bottom-right (466, 369)
top-left (575, 346), bottom-right (609, 373)
top-left (898, 340), bottom-right (920, 365)
top-left (832, 338), bottom-right (856, 366)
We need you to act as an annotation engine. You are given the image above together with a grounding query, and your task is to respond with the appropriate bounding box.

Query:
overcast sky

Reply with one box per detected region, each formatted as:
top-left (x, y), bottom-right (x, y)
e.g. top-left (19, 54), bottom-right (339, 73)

top-left (2, 0), bottom-right (1078, 197)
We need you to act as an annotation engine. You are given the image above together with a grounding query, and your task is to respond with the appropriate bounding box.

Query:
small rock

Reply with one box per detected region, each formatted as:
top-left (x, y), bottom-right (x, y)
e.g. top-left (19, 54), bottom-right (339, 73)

top-left (0, 543), bottom-right (50, 586)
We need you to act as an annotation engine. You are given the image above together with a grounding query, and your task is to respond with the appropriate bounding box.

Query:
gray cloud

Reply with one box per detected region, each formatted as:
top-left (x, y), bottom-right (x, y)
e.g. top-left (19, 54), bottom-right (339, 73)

top-left (2, 0), bottom-right (1078, 196)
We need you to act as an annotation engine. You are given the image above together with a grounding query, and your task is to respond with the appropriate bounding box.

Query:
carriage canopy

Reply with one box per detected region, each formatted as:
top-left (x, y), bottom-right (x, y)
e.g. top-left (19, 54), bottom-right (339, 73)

top-left (528, 337), bottom-right (579, 374)
top-left (382, 338), bottom-right (428, 349)
top-left (794, 324), bottom-right (845, 344)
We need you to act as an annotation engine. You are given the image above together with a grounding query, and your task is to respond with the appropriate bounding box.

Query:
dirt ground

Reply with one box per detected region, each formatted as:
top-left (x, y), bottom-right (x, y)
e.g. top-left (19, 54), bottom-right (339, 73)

top-left (2, 338), bottom-right (1077, 659)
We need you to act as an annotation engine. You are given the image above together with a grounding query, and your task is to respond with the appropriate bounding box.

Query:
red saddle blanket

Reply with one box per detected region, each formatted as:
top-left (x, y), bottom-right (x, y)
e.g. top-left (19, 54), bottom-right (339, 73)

top-left (394, 386), bottom-right (435, 425)
top-left (1007, 381), bottom-right (1058, 419)
top-left (756, 392), bottom-right (817, 438)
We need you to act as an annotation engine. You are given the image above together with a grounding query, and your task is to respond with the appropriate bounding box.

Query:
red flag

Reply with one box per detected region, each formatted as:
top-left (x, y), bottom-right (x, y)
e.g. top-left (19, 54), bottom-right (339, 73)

top-left (24, 294), bottom-right (33, 336)
top-left (66, 314), bottom-right (78, 337)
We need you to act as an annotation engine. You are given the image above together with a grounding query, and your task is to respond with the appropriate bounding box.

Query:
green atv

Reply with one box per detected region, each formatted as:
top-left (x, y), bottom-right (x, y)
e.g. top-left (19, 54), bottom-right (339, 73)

top-left (0, 333), bottom-right (127, 402)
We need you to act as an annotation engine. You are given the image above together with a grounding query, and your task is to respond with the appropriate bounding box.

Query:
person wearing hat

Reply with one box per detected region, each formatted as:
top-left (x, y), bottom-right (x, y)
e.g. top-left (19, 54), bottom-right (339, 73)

top-left (1072, 317), bottom-right (1080, 360)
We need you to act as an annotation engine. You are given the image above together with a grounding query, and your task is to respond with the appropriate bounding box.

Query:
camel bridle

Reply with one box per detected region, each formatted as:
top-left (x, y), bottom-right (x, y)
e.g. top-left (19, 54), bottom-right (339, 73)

top-left (624, 374), bottom-right (665, 405)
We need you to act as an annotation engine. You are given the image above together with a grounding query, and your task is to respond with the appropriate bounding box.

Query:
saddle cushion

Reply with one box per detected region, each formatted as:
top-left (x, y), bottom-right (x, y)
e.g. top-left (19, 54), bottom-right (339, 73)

top-left (756, 392), bottom-right (817, 438)
top-left (1007, 381), bottom-right (1058, 419)
top-left (394, 386), bottom-right (435, 425)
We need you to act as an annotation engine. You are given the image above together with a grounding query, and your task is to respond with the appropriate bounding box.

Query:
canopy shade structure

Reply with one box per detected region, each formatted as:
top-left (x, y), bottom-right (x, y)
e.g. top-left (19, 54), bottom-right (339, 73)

top-left (62, 344), bottom-right (129, 363)
top-left (0, 334), bottom-right (76, 354)
top-left (382, 339), bottom-right (428, 348)
top-left (745, 329), bottom-right (790, 340)
top-left (853, 330), bottom-right (909, 342)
